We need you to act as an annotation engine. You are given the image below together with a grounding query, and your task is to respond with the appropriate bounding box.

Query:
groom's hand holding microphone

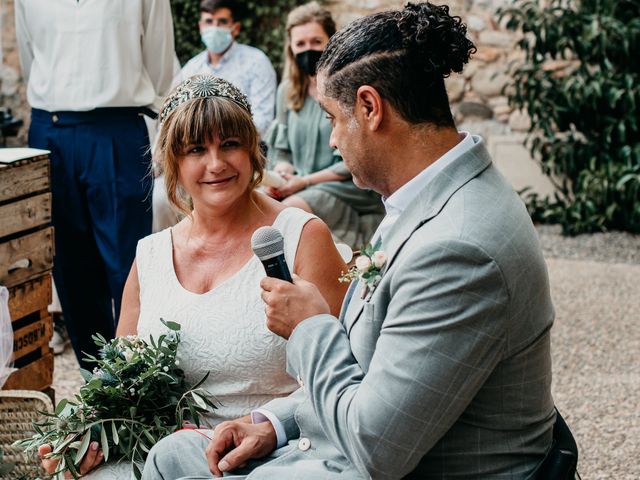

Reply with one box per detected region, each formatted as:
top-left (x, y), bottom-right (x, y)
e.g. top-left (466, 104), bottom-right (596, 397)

top-left (251, 226), bottom-right (330, 339)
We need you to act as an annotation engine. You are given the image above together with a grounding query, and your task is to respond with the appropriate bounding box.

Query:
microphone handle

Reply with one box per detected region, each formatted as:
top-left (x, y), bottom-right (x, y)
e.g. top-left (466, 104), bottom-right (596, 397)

top-left (261, 254), bottom-right (293, 283)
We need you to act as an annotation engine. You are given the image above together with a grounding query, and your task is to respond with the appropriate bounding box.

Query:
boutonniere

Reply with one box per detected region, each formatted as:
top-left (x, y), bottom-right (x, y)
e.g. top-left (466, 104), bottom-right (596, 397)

top-left (339, 239), bottom-right (387, 299)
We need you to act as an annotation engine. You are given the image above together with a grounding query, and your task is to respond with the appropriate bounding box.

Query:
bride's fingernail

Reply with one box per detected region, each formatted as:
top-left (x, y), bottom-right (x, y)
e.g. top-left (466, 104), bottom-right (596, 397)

top-left (91, 442), bottom-right (99, 450)
top-left (219, 460), bottom-right (230, 472)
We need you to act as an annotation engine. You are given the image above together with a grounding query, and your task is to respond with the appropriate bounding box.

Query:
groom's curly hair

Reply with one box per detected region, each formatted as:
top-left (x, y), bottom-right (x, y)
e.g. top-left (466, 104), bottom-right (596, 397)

top-left (317, 2), bottom-right (476, 127)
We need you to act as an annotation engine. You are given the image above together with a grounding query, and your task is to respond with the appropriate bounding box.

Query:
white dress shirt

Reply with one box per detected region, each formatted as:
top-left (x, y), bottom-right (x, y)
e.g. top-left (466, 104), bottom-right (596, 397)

top-left (253, 132), bottom-right (479, 447)
top-left (176, 43), bottom-right (277, 136)
top-left (15, 0), bottom-right (176, 112)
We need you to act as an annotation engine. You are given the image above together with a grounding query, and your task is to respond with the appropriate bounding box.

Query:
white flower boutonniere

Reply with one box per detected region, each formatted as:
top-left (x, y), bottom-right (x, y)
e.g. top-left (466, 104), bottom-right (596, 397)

top-left (339, 239), bottom-right (387, 299)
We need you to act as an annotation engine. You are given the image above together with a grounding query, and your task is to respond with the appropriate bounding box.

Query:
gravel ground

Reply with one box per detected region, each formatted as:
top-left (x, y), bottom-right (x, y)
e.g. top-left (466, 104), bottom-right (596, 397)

top-left (53, 226), bottom-right (640, 478)
top-left (537, 224), bottom-right (639, 265)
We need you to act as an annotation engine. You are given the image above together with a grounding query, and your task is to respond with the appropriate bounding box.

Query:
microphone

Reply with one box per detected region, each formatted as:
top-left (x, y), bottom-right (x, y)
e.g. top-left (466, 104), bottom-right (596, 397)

top-left (251, 226), bottom-right (293, 282)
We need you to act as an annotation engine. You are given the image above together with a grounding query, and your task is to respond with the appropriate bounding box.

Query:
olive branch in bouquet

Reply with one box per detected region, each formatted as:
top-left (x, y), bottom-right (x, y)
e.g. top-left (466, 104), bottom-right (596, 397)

top-left (14, 319), bottom-right (216, 479)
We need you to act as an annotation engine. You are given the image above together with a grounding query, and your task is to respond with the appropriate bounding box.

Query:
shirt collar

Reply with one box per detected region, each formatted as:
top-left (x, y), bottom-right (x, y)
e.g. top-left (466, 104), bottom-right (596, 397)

top-left (382, 132), bottom-right (476, 215)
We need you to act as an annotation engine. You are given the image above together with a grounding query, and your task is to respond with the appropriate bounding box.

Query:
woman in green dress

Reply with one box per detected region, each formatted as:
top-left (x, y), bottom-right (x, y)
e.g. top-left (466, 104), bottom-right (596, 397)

top-left (266, 1), bottom-right (384, 249)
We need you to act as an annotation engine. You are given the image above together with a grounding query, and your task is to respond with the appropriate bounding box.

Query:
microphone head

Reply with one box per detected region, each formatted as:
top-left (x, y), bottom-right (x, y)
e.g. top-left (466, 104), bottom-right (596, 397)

top-left (251, 226), bottom-right (285, 261)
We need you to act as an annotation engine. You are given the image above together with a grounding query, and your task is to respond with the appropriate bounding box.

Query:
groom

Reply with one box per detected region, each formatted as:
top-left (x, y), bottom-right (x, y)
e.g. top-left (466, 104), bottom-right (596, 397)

top-left (143, 3), bottom-right (555, 479)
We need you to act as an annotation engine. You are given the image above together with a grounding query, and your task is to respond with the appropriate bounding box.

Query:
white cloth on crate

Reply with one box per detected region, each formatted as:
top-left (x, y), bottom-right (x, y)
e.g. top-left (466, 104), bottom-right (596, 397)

top-left (84, 207), bottom-right (313, 479)
top-left (0, 287), bottom-right (13, 388)
top-left (15, 0), bottom-right (175, 112)
top-left (176, 44), bottom-right (277, 136)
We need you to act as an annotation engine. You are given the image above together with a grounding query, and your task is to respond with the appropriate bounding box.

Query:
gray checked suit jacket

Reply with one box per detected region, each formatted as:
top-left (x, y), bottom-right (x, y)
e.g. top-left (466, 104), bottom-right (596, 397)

top-left (246, 138), bottom-right (556, 479)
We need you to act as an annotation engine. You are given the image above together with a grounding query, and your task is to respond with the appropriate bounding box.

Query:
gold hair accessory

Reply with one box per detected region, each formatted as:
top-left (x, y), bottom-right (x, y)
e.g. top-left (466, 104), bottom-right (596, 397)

top-left (159, 75), bottom-right (252, 125)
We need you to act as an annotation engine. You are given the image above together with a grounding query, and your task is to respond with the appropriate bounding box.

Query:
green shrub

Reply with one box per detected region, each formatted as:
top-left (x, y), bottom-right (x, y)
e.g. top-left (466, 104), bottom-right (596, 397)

top-left (170, 0), bottom-right (305, 75)
top-left (501, 0), bottom-right (640, 234)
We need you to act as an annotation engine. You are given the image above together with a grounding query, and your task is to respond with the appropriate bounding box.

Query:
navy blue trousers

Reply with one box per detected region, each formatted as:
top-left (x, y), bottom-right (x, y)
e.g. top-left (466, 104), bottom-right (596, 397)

top-left (29, 108), bottom-right (152, 368)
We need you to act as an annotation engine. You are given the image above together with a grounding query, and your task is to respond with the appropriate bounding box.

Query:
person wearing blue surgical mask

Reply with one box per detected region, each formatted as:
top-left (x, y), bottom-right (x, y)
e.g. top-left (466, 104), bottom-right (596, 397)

top-left (175, 0), bottom-right (277, 137)
top-left (199, 4), bottom-right (239, 55)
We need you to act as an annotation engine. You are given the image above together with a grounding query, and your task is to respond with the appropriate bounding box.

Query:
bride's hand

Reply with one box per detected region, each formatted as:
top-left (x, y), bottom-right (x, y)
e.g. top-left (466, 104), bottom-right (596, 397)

top-left (39, 441), bottom-right (104, 478)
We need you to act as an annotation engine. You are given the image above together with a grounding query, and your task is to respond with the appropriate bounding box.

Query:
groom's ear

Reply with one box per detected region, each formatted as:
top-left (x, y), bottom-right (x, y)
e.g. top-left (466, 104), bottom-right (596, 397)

top-left (355, 86), bottom-right (383, 132)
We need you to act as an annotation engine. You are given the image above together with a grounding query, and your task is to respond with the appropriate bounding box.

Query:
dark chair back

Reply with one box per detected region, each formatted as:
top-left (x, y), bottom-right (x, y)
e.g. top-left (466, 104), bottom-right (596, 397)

top-left (528, 408), bottom-right (579, 480)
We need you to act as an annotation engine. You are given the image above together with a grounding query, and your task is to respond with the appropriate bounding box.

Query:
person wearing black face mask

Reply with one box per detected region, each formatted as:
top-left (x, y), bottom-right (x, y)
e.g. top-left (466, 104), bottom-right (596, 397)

top-left (264, 2), bottom-right (384, 250)
top-left (295, 49), bottom-right (323, 77)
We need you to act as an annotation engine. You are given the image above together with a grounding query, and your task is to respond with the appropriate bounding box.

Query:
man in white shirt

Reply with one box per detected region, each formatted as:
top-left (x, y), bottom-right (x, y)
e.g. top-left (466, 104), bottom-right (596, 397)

top-left (15, 0), bottom-right (175, 369)
top-left (176, 0), bottom-right (277, 136)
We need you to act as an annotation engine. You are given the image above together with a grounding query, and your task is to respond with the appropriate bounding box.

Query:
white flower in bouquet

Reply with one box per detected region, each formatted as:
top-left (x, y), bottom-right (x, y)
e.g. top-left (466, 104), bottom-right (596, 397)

top-left (372, 251), bottom-right (387, 269)
top-left (355, 255), bottom-right (372, 273)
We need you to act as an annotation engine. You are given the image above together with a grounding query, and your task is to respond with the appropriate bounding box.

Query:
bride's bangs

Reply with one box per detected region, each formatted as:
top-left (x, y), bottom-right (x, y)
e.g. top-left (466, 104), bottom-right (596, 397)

top-left (169, 98), bottom-right (255, 157)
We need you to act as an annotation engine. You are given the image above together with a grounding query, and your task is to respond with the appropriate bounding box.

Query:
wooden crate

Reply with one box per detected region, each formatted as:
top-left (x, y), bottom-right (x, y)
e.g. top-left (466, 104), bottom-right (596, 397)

top-left (10, 276), bottom-right (53, 363)
top-left (2, 353), bottom-right (54, 391)
top-left (0, 149), bottom-right (54, 393)
top-left (3, 276), bottom-right (54, 391)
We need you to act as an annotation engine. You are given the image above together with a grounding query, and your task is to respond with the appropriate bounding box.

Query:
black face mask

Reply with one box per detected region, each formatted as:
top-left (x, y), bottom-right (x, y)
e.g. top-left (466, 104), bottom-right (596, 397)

top-left (294, 50), bottom-right (323, 77)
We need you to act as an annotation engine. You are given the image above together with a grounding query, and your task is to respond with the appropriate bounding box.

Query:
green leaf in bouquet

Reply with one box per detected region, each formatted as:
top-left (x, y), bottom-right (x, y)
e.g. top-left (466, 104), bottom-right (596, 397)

top-left (160, 318), bottom-right (181, 331)
top-left (188, 404), bottom-right (199, 426)
top-left (100, 424), bottom-right (109, 462)
top-left (132, 462), bottom-right (142, 480)
top-left (65, 455), bottom-right (82, 479)
top-left (91, 333), bottom-right (108, 346)
top-left (190, 372), bottom-right (210, 390)
top-left (85, 378), bottom-right (103, 390)
top-left (83, 353), bottom-right (99, 363)
top-left (54, 398), bottom-right (69, 416)
top-left (53, 434), bottom-right (78, 454)
top-left (74, 431), bottom-right (92, 465)
top-left (191, 392), bottom-right (208, 410)
top-left (79, 368), bottom-right (93, 383)
top-left (142, 428), bottom-right (156, 445)
top-left (56, 456), bottom-right (67, 479)
top-left (111, 421), bottom-right (119, 445)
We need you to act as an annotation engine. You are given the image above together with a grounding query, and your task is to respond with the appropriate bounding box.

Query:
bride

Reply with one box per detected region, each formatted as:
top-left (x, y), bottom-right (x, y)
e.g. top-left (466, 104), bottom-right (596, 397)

top-left (39, 75), bottom-right (348, 478)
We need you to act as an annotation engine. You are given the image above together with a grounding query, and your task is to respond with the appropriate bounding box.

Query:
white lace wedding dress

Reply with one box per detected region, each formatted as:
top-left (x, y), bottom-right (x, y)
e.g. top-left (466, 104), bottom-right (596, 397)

top-left (85, 207), bottom-right (313, 479)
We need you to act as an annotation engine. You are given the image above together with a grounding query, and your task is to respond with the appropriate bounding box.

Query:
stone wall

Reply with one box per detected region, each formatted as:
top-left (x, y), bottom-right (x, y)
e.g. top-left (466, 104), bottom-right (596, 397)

top-left (0, 0), bottom-right (28, 146)
top-left (328, 0), bottom-right (531, 136)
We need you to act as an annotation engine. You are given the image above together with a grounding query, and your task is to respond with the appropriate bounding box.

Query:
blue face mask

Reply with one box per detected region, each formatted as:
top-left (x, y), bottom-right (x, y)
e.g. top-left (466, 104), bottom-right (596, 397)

top-left (201, 26), bottom-right (233, 54)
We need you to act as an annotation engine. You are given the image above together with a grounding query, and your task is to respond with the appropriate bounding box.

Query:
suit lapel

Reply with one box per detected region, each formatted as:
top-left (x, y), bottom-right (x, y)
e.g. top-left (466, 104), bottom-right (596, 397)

top-left (339, 280), bottom-right (359, 323)
top-left (341, 138), bottom-right (493, 336)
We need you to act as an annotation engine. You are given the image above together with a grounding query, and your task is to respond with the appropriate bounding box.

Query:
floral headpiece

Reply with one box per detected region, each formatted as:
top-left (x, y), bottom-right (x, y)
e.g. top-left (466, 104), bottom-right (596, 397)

top-left (159, 75), bottom-right (252, 125)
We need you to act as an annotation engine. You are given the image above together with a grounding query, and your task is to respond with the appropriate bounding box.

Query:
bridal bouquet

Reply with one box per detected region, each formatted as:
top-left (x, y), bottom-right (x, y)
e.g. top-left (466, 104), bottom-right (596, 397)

top-left (15, 320), bottom-right (216, 479)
